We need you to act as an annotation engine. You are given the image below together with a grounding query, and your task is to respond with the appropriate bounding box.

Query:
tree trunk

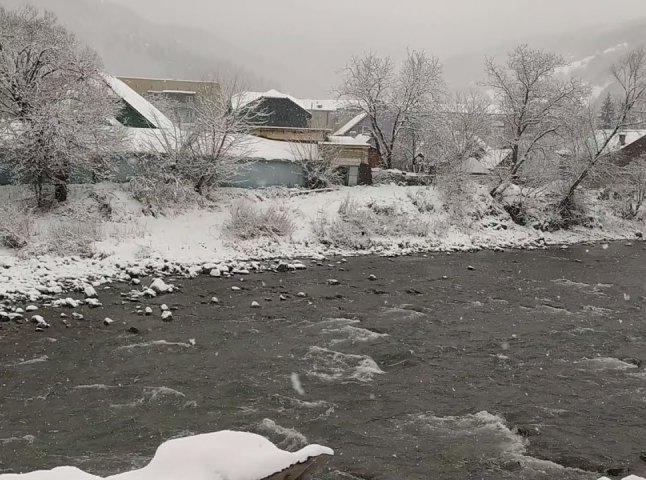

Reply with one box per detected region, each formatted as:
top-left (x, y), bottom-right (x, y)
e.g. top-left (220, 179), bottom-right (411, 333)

top-left (54, 183), bottom-right (68, 202)
top-left (54, 163), bottom-right (70, 202)
top-left (383, 151), bottom-right (393, 170)
top-left (559, 159), bottom-right (597, 212)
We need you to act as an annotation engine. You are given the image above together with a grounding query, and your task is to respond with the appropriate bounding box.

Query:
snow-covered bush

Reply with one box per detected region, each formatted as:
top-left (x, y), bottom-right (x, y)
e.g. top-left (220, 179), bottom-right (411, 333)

top-left (224, 200), bottom-right (295, 240)
top-left (0, 201), bottom-right (32, 249)
top-left (435, 171), bottom-right (477, 220)
top-left (314, 195), bottom-right (433, 249)
top-left (292, 143), bottom-right (343, 189)
top-left (312, 215), bottom-right (373, 250)
top-left (42, 220), bottom-right (102, 257)
top-left (406, 188), bottom-right (439, 213)
top-left (127, 173), bottom-right (204, 214)
top-left (372, 169), bottom-right (433, 186)
top-left (609, 159), bottom-right (646, 219)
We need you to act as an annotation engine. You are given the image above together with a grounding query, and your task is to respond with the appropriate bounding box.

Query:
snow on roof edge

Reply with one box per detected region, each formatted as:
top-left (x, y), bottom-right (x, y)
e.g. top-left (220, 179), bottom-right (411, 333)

top-left (333, 112), bottom-right (368, 136)
top-left (102, 73), bottom-right (175, 131)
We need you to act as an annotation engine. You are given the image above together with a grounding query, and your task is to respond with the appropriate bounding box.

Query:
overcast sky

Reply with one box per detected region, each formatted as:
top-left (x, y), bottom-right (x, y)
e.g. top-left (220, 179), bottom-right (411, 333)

top-left (108, 0), bottom-right (646, 95)
top-left (110, 0), bottom-right (646, 53)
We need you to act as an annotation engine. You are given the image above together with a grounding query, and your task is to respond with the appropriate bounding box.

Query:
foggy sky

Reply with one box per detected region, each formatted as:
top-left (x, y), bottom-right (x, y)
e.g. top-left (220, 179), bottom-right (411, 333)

top-left (100, 0), bottom-right (646, 95)
top-left (109, 0), bottom-right (646, 52)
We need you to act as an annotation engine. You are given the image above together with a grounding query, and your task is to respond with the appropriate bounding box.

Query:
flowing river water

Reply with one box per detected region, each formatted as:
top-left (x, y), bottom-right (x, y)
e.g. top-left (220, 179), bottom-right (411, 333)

top-left (1, 242), bottom-right (645, 479)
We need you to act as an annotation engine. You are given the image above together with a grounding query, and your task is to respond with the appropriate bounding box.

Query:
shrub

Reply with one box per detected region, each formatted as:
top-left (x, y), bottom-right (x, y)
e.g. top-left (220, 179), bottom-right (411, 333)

top-left (224, 200), bottom-right (295, 240)
top-left (127, 175), bottom-right (204, 214)
top-left (312, 214), bottom-right (374, 250)
top-left (313, 195), bottom-right (431, 249)
top-left (406, 188), bottom-right (438, 213)
top-left (0, 202), bottom-right (32, 249)
top-left (43, 220), bottom-right (102, 257)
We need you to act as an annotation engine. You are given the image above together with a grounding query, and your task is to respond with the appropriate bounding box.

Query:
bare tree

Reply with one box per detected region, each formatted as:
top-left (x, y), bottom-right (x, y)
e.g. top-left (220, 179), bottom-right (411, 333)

top-left (337, 49), bottom-right (443, 169)
top-left (0, 6), bottom-right (122, 204)
top-left (144, 78), bottom-right (267, 194)
top-left (415, 90), bottom-right (493, 174)
top-left (558, 48), bottom-right (646, 211)
top-left (484, 44), bottom-right (584, 197)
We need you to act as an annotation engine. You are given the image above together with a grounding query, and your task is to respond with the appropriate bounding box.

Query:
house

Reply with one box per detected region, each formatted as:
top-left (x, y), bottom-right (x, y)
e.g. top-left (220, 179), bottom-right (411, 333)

top-left (320, 134), bottom-right (375, 186)
top-left (117, 77), bottom-right (220, 102)
top-left (248, 126), bottom-right (330, 143)
top-left (232, 89), bottom-right (312, 129)
top-left (116, 77), bottom-right (220, 125)
top-left (596, 129), bottom-right (646, 165)
top-left (333, 112), bottom-right (371, 136)
top-left (102, 74), bottom-right (175, 131)
top-left (299, 98), bottom-right (359, 131)
top-left (225, 135), bottom-right (309, 188)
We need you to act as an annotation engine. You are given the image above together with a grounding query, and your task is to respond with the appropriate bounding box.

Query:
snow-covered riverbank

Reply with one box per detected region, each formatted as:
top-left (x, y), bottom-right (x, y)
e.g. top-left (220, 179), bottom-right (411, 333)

top-left (1, 183), bottom-right (643, 302)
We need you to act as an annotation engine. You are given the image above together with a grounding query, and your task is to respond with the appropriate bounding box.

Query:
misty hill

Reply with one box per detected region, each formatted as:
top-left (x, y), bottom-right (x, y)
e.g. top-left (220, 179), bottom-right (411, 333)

top-left (1, 0), bottom-right (275, 89)
top-left (444, 17), bottom-right (646, 97)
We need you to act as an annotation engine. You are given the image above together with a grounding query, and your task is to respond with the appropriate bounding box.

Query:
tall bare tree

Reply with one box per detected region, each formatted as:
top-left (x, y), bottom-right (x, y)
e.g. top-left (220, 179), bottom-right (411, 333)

top-left (484, 44), bottom-right (584, 197)
top-left (337, 49), bottom-right (443, 169)
top-left (0, 6), bottom-right (122, 204)
top-left (558, 48), bottom-right (646, 211)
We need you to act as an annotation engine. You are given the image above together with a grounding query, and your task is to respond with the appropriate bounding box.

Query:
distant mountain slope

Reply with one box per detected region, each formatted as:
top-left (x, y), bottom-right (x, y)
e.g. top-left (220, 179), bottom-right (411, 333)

top-left (444, 17), bottom-right (646, 97)
top-left (1, 0), bottom-right (275, 89)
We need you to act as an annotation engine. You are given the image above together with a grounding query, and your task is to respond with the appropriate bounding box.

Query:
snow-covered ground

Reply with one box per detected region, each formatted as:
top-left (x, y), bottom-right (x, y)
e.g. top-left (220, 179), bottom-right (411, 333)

top-left (0, 183), bottom-right (643, 302)
top-left (0, 431), bottom-right (333, 480)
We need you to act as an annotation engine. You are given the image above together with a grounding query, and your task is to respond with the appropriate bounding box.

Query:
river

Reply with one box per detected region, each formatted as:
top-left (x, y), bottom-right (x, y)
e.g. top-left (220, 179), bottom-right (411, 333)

top-left (1, 242), bottom-right (645, 479)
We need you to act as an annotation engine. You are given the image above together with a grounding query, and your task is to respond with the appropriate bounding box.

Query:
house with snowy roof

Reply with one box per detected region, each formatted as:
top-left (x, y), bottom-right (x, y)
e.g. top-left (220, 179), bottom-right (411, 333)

top-left (232, 89), bottom-right (312, 129)
top-left (299, 98), bottom-right (359, 131)
top-left (116, 76), bottom-right (220, 126)
top-left (231, 89), bottom-right (338, 144)
top-left (102, 74), bottom-right (175, 131)
top-left (597, 129), bottom-right (646, 165)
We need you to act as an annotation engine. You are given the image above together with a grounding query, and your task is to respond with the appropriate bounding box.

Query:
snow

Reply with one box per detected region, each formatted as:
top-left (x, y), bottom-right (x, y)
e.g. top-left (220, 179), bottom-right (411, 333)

top-left (478, 148), bottom-right (511, 170)
top-left (596, 129), bottom-right (646, 153)
top-left (333, 112), bottom-right (368, 136)
top-left (235, 135), bottom-right (319, 161)
top-left (102, 74), bottom-right (174, 131)
top-left (460, 157), bottom-right (491, 175)
top-left (0, 183), bottom-right (644, 302)
top-left (149, 278), bottom-right (172, 294)
top-left (120, 127), bottom-right (172, 154)
top-left (323, 134), bottom-right (372, 146)
top-left (298, 98), bottom-right (356, 111)
top-left (84, 286), bottom-right (97, 298)
top-left (120, 130), bottom-right (315, 161)
top-left (0, 431), bottom-right (333, 480)
top-left (599, 477), bottom-right (645, 480)
top-left (31, 315), bottom-right (49, 328)
top-left (0, 467), bottom-right (101, 480)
